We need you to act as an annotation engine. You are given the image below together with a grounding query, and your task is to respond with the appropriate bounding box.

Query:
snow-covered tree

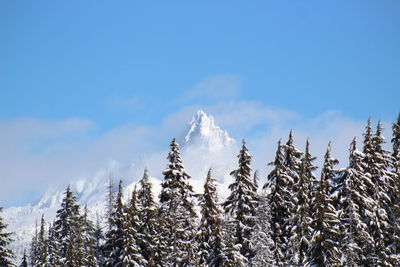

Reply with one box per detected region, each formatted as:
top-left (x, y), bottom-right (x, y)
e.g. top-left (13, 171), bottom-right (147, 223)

top-left (250, 193), bottom-right (274, 266)
top-left (362, 119), bottom-right (394, 265)
top-left (33, 215), bottom-right (47, 266)
top-left (19, 250), bottom-right (27, 267)
top-left (0, 206), bottom-right (15, 266)
top-left (223, 140), bottom-right (258, 262)
top-left (137, 168), bottom-right (158, 265)
top-left (158, 138), bottom-right (197, 266)
top-left (46, 222), bottom-right (61, 267)
top-left (93, 214), bottom-right (105, 266)
top-left (104, 180), bottom-right (125, 267)
top-left (309, 143), bottom-right (342, 266)
top-left (337, 138), bottom-right (373, 265)
top-left (197, 169), bottom-right (221, 266)
top-left (288, 139), bottom-right (316, 265)
top-left (391, 113), bottom-right (400, 261)
top-left (121, 186), bottom-right (147, 266)
top-left (80, 206), bottom-right (98, 266)
top-left (52, 185), bottom-right (82, 266)
top-left (264, 132), bottom-right (302, 266)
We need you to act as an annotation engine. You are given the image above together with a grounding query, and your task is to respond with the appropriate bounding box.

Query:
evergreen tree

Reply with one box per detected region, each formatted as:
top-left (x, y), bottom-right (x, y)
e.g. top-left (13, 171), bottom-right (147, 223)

top-left (250, 193), bottom-right (274, 266)
top-left (264, 140), bottom-right (292, 266)
top-left (391, 113), bottom-right (400, 261)
top-left (309, 143), bottom-right (342, 266)
top-left (81, 206), bottom-right (98, 266)
top-left (34, 215), bottom-right (47, 266)
top-left (158, 138), bottom-right (197, 266)
top-left (30, 221), bottom-right (38, 266)
top-left (338, 138), bottom-right (373, 265)
top-left (288, 139), bottom-right (316, 265)
top-left (197, 168), bottom-right (239, 267)
top-left (19, 250), bottom-right (28, 267)
top-left (223, 140), bottom-right (258, 262)
top-left (0, 206), bottom-right (15, 266)
top-left (93, 214), bottom-right (105, 266)
top-left (46, 222), bottom-right (61, 267)
top-left (53, 185), bottom-right (81, 265)
top-left (106, 177), bottom-right (115, 232)
top-left (137, 168), bottom-right (158, 266)
top-left (121, 186), bottom-right (147, 266)
top-left (362, 119), bottom-right (394, 265)
top-left (104, 180), bottom-right (125, 267)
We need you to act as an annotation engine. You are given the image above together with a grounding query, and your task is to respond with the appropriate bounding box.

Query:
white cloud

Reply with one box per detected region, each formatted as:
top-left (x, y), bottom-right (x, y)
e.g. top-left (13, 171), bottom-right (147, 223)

top-left (0, 100), bottom-right (393, 207)
top-left (181, 74), bottom-right (242, 101)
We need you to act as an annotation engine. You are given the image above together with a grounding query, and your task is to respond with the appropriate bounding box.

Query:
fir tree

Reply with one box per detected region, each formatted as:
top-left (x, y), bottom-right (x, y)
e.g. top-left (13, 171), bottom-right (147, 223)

top-left (53, 185), bottom-right (81, 265)
top-left (137, 168), bottom-right (158, 266)
top-left (309, 143), bottom-right (342, 266)
top-left (0, 206), bottom-right (15, 266)
top-left (223, 140), bottom-right (258, 262)
top-left (338, 138), bottom-right (373, 265)
top-left (391, 113), bottom-right (400, 261)
top-left (104, 180), bottom-right (125, 267)
top-left (106, 177), bottom-right (115, 232)
top-left (34, 215), bottom-right (47, 266)
top-left (46, 222), bottom-right (61, 267)
top-left (158, 138), bottom-right (197, 266)
top-left (288, 139), bottom-right (316, 266)
top-left (121, 186), bottom-right (147, 266)
top-left (81, 206), bottom-right (98, 266)
top-left (93, 214), bottom-right (105, 266)
top-left (250, 193), bottom-right (274, 266)
top-left (197, 168), bottom-right (238, 267)
top-left (263, 141), bottom-right (295, 266)
top-left (19, 250), bottom-right (28, 267)
top-left (362, 119), bottom-right (394, 265)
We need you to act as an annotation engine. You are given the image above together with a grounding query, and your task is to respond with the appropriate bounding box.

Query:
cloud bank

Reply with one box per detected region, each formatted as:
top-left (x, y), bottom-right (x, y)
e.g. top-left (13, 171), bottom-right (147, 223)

top-left (0, 76), bottom-right (393, 207)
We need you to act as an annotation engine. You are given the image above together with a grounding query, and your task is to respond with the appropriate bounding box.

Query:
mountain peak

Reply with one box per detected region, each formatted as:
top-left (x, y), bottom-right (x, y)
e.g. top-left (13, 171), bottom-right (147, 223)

top-left (183, 110), bottom-right (235, 148)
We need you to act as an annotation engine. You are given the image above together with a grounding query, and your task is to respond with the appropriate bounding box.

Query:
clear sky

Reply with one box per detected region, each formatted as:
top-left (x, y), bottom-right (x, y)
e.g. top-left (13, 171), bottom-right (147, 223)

top-left (1, 1), bottom-right (400, 206)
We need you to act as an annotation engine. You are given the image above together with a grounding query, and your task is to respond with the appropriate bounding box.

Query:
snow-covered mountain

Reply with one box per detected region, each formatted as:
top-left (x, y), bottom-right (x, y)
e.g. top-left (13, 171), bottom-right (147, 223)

top-left (183, 110), bottom-right (235, 149)
top-left (3, 110), bottom-right (238, 262)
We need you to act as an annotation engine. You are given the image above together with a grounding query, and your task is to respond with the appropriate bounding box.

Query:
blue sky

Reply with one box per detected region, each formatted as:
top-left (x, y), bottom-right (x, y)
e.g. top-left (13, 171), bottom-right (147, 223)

top-left (1, 1), bottom-right (400, 206)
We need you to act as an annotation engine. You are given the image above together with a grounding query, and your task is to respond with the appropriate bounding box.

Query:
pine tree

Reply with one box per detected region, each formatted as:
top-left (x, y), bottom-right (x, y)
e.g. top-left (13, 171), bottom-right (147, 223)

top-left (263, 140), bottom-right (292, 266)
top-left (34, 215), bottom-right (47, 266)
top-left (121, 186), bottom-right (147, 266)
top-left (287, 140), bottom-right (315, 265)
top-left (106, 177), bottom-right (115, 232)
top-left (309, 143), bottom-right (342, 266)
top-left (250, 193), bottom-right (274, 266)
top-left (362, 119), bottom-right (394, 265)
top-left (104, 180), bottom-right (125, 267)
top-left (223, 140), bottom-right (258, 262)
top-left (0, 207), bottom-right (15, 266)
top-left (391, 113), bottom-right (400, 262)
top-left (30, 220), bottom-right (38, 266)
top-left (19, 250), bottom-right (28, 267)
top-left (158, 138), bottom-right (197, 266)
top-left (53, 185), bottom-right (81, 265)
top-left (197, 168), bottom-right (236, 267)
top-left (93, 214), bottom-right (105, 266)
top-left (46, 222), bottom-right (61, 267)
top-left (81, 206), bottom-right (98, 266)
top-left (137, 168), bottom-right (158, 265)
top-left (337, 138), bottom-right (373, 265)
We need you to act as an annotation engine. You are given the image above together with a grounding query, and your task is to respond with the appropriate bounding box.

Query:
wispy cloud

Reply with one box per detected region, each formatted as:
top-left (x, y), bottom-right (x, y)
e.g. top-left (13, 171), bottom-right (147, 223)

top-left (0, 82), bottom-right (394, 207)
top-left (181, 75), bottom-right (242, 101)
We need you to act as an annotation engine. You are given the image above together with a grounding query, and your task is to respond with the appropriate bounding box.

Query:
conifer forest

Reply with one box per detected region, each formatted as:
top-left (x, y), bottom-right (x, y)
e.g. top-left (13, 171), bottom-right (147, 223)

top-left (2, 114), bottom-right (400, 267)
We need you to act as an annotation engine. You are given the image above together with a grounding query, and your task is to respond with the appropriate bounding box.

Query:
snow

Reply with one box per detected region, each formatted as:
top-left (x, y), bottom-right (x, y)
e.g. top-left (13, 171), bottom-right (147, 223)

top-left (4, 110), bottom-right (239, 262)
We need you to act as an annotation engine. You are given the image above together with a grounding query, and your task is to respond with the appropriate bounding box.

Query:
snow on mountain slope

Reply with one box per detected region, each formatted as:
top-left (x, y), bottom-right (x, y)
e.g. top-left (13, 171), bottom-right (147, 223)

top-left (4, 110), bottom-right (238, 262)
top-left (183, 110), bottom-right (235, 149)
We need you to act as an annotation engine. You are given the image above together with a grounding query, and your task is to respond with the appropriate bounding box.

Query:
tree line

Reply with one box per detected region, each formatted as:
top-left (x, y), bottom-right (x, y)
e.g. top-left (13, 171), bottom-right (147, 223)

top-left (0, 114), bottom-right (400, 266)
